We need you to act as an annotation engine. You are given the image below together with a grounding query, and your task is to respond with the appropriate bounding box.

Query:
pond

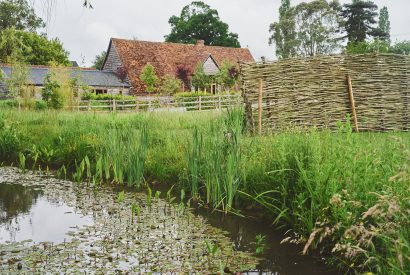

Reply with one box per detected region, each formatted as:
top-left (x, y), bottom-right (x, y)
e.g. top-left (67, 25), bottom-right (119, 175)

top-left (0, 167), bottom-right (335, 274)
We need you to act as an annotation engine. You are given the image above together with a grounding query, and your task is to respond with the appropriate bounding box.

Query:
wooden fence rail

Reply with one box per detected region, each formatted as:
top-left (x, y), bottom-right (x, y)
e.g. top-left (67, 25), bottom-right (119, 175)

top-left (241, 54), bottom-right (410, 133)
top-left (71, 94), bottom-right (242, 112)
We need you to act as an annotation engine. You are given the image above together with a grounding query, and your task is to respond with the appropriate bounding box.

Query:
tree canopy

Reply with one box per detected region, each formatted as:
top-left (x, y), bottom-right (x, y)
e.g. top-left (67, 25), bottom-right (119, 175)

top-left (269, 0), bottom-right (343, 58)
top-left (92, 51), bottom-right (107, 70)
top-left (378, 6), bottom-right (390, 42)
top-left (0, 0), bottom-right (45, 32)
top-left (165, 1), bottom-right (240, 48)
top-left (0, 29), bottom-right (70, 65)
top-left (340, 1), bottom-right (385, 44)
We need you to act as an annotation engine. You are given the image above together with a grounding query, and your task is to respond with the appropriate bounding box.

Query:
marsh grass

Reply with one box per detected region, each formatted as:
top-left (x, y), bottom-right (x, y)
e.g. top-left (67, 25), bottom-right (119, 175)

top-left (0, 109), bottom-right (409, 274)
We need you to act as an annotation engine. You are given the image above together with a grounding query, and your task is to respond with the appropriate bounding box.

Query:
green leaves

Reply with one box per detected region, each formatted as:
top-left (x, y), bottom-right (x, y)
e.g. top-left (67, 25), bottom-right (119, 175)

top-left (164, 1), bottom-right (240, 48)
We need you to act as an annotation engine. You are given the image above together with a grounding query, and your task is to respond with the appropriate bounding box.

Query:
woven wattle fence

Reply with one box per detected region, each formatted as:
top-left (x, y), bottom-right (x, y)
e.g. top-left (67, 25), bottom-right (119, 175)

top-left (241, 54), bottom-right (410, 133)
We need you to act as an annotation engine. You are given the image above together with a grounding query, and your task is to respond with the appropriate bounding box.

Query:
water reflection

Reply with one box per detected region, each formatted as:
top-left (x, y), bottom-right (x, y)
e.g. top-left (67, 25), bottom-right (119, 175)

top-left (0, 183), bottom-right (93, 243)
top-left (0, 183), bottom-right (42, 223)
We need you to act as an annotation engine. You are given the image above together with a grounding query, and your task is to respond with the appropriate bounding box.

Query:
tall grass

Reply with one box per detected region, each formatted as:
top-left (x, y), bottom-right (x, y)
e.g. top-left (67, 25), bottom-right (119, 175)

top-left (0, 108), bottom-right (409, 274)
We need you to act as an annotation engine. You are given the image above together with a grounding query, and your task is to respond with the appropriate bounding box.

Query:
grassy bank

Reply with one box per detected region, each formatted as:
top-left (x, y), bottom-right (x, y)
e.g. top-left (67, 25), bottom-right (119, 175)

top-left (0, 109), bottom-right (409, 274)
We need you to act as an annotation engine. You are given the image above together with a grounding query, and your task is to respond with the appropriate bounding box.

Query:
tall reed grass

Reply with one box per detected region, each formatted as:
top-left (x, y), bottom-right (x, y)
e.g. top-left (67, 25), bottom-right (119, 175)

top-left (0, 108), bottom-right (408, 274)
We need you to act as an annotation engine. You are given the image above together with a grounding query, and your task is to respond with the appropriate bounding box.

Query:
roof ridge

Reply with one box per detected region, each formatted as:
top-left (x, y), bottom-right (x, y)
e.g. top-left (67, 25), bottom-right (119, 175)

top-left (111, 38), bottom-right (250, 51)
top-left (0, 63), bottom-right (104, 71)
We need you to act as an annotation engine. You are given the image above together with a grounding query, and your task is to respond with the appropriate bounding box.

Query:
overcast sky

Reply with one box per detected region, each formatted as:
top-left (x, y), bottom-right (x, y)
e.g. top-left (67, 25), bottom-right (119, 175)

top-left (34, 0), bottom-right (410, 66)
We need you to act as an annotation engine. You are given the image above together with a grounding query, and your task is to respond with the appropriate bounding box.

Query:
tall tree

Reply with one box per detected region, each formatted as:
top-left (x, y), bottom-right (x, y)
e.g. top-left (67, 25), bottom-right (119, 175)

top-left (270, 0), bottom-right (343, 58)
top-left (340, 1), bottom-right (382, 43)
top-left (293, 0), bottom-right (343, 56)
top-left (0, 0), bottom-right (45, 32)
top-left (92, 51), bottom-right (107, 70)
top-left (0, 29), bottom-right (70, 65)
top-left (378, 6), bottom-right (390, 43)
top-left (269, 0), bottom-right (297, 59)
top-left (165, 1), bottom-right (240, 48)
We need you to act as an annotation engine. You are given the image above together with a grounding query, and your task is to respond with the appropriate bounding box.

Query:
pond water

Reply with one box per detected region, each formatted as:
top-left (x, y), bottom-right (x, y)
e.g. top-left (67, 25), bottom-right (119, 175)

top-left (0, 167), bottom-right (336, 274)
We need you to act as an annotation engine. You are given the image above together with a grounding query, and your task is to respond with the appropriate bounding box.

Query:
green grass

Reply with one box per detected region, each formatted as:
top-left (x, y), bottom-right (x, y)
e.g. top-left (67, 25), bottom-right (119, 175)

top-left (0, 108), bottom-right (409, 274)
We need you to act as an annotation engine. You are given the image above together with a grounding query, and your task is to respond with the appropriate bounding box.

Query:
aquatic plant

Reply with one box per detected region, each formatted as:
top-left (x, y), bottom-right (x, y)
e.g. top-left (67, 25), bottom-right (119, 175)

top-left (253, 234), bottom-right (266, 255)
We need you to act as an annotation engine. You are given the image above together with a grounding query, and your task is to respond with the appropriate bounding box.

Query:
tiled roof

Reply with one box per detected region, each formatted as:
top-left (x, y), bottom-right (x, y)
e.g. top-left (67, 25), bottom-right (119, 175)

top-left (108, 38), bottom-right (254, 92)
top-left (0, 65), bottom-right (130, 88)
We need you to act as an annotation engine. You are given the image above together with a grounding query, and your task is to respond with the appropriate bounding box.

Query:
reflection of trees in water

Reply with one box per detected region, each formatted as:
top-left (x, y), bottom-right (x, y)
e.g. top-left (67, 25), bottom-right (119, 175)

top-left (0, 183), bottom-right (43, 224)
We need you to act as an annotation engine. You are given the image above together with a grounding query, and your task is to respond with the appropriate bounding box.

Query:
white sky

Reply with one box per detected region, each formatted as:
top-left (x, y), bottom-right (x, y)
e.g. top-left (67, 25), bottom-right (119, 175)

top-left (34, 0), bottom-right (410, 66)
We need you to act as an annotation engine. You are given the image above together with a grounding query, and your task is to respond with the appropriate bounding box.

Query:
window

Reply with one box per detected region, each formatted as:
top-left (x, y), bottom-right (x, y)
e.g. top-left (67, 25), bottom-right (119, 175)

top-left (95, 89), bottom-right (107, 95)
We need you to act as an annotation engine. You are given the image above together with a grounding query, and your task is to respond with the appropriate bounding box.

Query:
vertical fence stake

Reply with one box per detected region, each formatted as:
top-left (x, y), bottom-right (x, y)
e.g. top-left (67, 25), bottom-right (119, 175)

top-left (198, 96), bottom-right (202, 111)
top-left (218, 95), bottom-right (221, 110)
top-left (87, 100), bottom-right (91, 111)
top-left (346, 75), bottom-right (359, 132)
top-left (113, 99), bottom-right (116, 112)
top-left (135, 99), bottom-right (139, 112)
top-left (258, 78), bottom-right (263, 135)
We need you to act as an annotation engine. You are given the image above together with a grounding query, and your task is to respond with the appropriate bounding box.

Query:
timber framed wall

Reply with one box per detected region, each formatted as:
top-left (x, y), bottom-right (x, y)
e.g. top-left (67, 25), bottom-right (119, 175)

top-left (241, 54), bottom-right (410, 133)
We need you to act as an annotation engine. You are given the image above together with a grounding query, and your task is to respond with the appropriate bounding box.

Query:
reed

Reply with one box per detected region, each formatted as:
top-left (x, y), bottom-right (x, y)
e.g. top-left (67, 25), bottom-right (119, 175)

top-left (0, 108), bottom-right (408, 274)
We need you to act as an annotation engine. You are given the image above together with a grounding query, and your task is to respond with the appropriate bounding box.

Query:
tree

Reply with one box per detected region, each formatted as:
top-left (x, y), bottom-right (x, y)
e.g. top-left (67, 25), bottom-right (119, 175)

top-left (191, 65), bottom-right (210, 91)
top-left (341, 1), bottom-right (384, 44)
top-left (0, 0), bottom-right (45, 32)
top-left (293, 0), bottom-right (343, 56)
top-left (160, 75), bottom-right (182, 95)
top-left (269, 0), bottom-right (343, 58)
top-left (0, 29), bottom-right (70, 65)
top-left (215, 62), bottom-right (239, 91)
top-left (165, 1), bottom-right (240, 48)
top-left (176, 64), bottom-right (192, 91)
top-left (378, 7), bottom-right (390, 43)
top-left (389, 41), bottom-right (410, 55)
top-left (139, 63), bottom-right (158, 94)
top-left (92, 51), bottom-right (106, 70)
top-left (5, 62), bottom-right (29, 109)
top-left (269, 0), bottom-right (297, 59)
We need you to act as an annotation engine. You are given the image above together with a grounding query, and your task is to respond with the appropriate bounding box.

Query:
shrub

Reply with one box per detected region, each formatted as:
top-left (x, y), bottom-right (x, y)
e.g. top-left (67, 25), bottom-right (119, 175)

top-left (81, 92), bottom-right (134, 101)
top-left (35, 100), bottom-right (47, 110)
top-left (191, 65), bottom-right (211, 91)
top-left (140, 63), bottom-right (158, 93)
top-left (159, 75), bottom-right (182, 95)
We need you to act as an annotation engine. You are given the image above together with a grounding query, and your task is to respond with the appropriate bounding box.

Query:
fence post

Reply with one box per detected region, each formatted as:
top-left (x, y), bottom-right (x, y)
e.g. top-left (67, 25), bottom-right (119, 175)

top-left (346, 75), bottom-right (359, 132)
top-left (258, 78), bottom-right (263, 135)
top-left (88, 100), bottom-right (91, 111)
top-left (113, 99), bottom-right (116, 112)
top-left (135, 99), bottom-right (139, 112)
top-left (199, 96), bottom-right (202, 111)
top-left (218, 95), bottom-right (221, 110)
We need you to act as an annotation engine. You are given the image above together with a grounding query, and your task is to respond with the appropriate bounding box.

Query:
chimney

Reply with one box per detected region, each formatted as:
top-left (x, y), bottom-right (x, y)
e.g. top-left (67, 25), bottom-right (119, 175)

top-left (196, 40), bottom-right (205, 46)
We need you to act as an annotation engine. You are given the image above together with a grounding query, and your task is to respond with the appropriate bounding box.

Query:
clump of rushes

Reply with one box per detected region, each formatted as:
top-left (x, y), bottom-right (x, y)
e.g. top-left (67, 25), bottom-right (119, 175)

top-left (0, 109), bottom-right (409, 274)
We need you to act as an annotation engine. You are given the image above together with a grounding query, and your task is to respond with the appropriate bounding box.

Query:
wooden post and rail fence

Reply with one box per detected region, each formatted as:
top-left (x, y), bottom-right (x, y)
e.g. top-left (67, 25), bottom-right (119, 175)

top-left (71, 94), bottom-right (243, 113)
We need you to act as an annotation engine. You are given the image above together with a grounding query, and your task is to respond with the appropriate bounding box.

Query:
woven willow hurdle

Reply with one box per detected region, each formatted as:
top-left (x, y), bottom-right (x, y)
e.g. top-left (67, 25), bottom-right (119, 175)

top-left (241, 54), bottom-right (410, 133)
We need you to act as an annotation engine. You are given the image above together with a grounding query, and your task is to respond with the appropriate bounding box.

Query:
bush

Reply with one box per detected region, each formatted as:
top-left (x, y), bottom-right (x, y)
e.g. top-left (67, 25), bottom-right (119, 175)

top-left (0, 100), bottom-right (18, 108)
top-left (35, 100), bottom-right (47, 110)
top-left (159, 75), bottom-right (182, 95)
top-left (81, 92), bottom-right (134, 101)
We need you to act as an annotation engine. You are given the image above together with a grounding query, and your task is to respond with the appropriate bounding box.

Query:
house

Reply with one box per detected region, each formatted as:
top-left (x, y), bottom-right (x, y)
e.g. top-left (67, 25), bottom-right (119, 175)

top-left (102, 38), bottom-right (254, 94)
top-left (0, 65), bottom-right (131, 98)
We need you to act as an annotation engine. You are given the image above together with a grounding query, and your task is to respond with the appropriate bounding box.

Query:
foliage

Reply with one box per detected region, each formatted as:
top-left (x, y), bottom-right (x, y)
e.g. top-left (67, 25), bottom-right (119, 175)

top-left (139, 63), bottom-right (158, 94)
top-left (389, 40), bottom-right (410, 55)
top-left (81, 92), bottom-right (134, 101)
top-left (5, 62), bottom-right (29, 99)
top-left (41, 66), bottom-right (78, 109)
top-left (191, 65), bottom-right (210, 91)
top-left (270, 0), bottom-right (343, 58)
top-left (176, 64), bottom-right (192, 90)
top-left (92, 51), bottom-right (106, 70)
top-left (269, 0), bottom-right (297, 59)
top-left (341, 1), bottom-right (386, 44)
top-left (215, 62), bottom-right (239, 91)
top-left (116, 66), bottom-right (128, 82)
top-left (0, 109), bottom-right (409, 273)
top-left (0, 28), bottom-right (70, 65)
top-left (293, 0), bottom-right (343, 56)
top-left (0, 0), bottom-right (44, 32)
top-left (165, 1), bottom-right (240, 48)
top-left (345, 40), bottom-right (389, 54)
top-left (378, 7), bottom-right (390, 43)
top-left (159, 74), bottom-right (182, 95)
